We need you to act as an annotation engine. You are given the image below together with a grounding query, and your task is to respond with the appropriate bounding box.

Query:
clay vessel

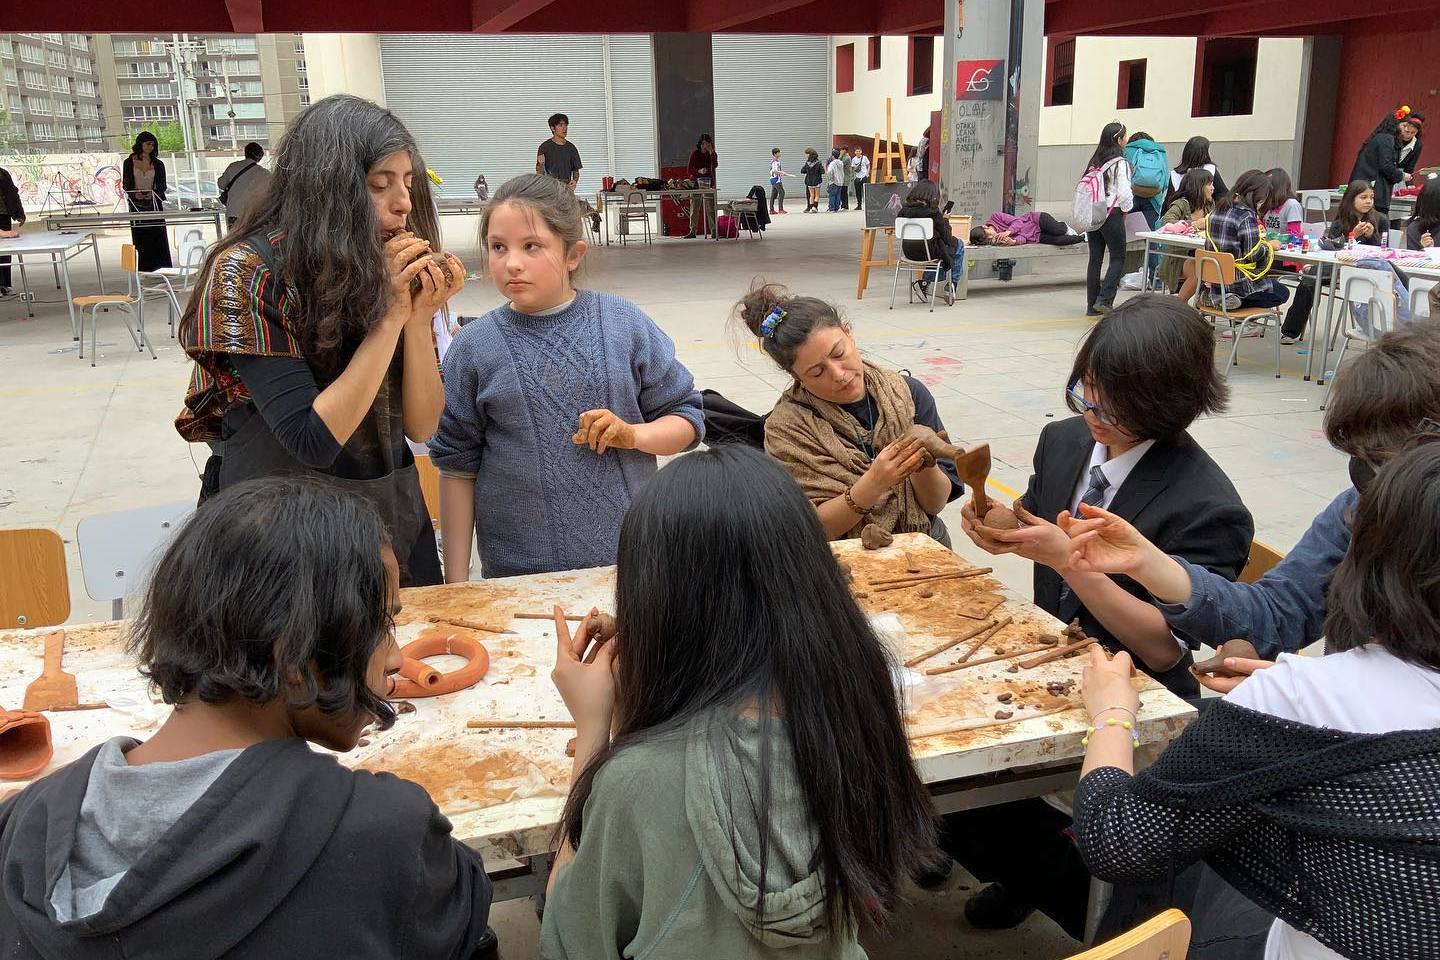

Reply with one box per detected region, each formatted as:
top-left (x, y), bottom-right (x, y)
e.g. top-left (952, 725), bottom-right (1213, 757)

top-left (0, 709), bottom-right (52, 781)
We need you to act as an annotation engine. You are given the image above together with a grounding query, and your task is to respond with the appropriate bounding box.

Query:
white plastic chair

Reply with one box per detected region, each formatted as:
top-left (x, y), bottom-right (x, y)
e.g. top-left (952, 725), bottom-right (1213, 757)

top-left (1388, 229), bottom-right (1407, 250)
top-left (142, 227), bottom-right (208, 337)
top-left (76, 501), bottom-right (195, 618)
top-left (1322, 266), bottom-right (1397, 409)
top-left (72, 243), bottom-right (158, 367)
top-left (1410, 279), bottom-right (1436, 318)
top-left (1299, 189), bottom-right (1331, 226)
top-left (890, 217), bottom-right (943, 311)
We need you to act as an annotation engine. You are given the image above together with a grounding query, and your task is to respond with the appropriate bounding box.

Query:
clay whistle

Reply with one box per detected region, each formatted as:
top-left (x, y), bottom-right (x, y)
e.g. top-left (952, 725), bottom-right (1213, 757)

top-left (0, 709), bottom-right (52, 781)
top-left (1191, 639), bottom-right (1261, 678)
top-left (389, 630), bottom-right (491, 699)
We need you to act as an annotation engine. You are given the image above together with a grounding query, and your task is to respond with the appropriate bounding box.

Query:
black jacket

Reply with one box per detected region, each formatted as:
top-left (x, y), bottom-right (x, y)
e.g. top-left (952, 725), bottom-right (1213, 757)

top-left (0, 167), bottom-right (23, 226)
top-left (0, 737), bottom-right (493, 959)
top-left (1019, 417), bottom-right (1253, 693)
top-left (122, 155), bottom-right (167, 209)
top-left (897, 202), bottom-right (958, 266)
top-left (1349, 132), bottom-right (1405, 212)
top-left (800, 158), bottom-right (824, 186)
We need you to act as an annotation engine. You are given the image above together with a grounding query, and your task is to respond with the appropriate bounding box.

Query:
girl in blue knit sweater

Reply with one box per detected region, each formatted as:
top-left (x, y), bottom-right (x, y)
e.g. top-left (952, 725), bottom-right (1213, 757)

top-left (430, 174), bottom-right (704, 579)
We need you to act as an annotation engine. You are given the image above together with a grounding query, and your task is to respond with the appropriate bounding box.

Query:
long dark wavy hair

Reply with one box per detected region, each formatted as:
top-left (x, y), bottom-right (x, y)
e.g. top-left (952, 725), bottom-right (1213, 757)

top-left (1087, 122), bottom-right (1126, 171)
top-left (558, 445), bottom-right (938, 935)
top-left (179, 94), bottom-right (440, 369)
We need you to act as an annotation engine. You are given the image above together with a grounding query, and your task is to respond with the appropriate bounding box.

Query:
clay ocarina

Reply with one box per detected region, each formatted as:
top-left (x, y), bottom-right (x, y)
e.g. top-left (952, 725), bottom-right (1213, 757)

top-left (0, 709), bottom-right (52, 781)
top-left (1191, 639), bottom-right (1261, 677)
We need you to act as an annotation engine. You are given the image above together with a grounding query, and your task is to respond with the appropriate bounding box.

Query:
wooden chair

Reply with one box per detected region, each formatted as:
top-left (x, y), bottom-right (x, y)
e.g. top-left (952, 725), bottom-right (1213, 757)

top-left (415, 454), bottom-right (441, 530)
top-left (72, 243), bottom-right (158, 367)
top-left (1194, 250), bottom-right (1282, 379)
top-left (1066, 908), bottom-right (1191, 960)
top-left (0, 529), bottom-right (71, 629)
top-left (1240, 539), bottom-right (1284, 584)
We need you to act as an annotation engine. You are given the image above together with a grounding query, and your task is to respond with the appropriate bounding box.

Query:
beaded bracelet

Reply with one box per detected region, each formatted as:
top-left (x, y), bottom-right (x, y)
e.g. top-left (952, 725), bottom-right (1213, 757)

top-left (843, 487), bottom-right (867, 515)
top-left (1081, 716), bottom-right (1140, 748)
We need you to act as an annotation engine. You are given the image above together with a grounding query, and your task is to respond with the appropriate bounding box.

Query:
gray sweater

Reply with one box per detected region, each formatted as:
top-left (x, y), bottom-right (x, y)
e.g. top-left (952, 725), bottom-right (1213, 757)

top-left (429, 290), bottom-right (704, 578)
top-left (1159, 488), bottom-right (1356, 658)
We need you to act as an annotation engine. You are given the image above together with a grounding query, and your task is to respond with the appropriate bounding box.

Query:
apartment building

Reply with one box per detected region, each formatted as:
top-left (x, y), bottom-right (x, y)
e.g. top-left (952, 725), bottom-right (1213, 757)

top-left (0, 33), bottom-right (107, 152)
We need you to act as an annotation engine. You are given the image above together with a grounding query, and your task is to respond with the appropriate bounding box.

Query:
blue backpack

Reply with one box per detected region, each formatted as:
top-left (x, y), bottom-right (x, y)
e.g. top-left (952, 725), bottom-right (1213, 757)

top-left (1128, 141), bottom-right (1169, 199)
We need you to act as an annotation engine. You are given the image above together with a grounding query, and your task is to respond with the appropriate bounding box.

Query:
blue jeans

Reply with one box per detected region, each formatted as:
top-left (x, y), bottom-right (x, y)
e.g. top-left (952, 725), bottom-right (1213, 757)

top-left (827, 184), bottom-right (841, 211)
top-left (923, 245), bottom-right (966, 287)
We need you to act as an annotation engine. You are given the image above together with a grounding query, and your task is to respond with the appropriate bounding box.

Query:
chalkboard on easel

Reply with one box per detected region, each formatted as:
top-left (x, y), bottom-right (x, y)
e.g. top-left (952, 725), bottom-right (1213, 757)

top-left (864, 181), bottom-right (909, 229)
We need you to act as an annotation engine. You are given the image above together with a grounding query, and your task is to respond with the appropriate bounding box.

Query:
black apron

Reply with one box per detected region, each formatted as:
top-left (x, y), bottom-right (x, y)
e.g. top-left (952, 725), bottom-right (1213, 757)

top-left (200, 233), bottom-right (440, 586)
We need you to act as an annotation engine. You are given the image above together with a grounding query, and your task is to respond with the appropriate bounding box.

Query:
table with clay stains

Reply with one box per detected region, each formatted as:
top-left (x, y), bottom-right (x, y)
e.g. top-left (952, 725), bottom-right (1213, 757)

top-left (0, 533), bottom-right (1194, 908)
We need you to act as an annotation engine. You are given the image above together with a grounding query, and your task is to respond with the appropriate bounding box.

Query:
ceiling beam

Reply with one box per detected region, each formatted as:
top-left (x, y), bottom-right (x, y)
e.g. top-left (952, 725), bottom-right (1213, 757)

top-left (223, 0), bottom-right (264, 33)
top-left (471, 0), bottom-right (559, 32)
top-left (687, 0), bottom-right (820, 32)
top-left (1046, 0), bottom-right (1252, 37)
top-left (1055, 0), bottom-right (1420, 36)
top-left (875, 0), bottom-right (942, 34)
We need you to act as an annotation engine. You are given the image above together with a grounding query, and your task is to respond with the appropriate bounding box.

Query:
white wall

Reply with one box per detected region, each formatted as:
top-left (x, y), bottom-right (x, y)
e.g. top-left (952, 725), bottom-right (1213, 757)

top-left (1040, 37), bottom-right (1303, 146)
top-left (831, 35), bottom-right (940, 142)
top-left (301, 34), bottom-right (385, 106)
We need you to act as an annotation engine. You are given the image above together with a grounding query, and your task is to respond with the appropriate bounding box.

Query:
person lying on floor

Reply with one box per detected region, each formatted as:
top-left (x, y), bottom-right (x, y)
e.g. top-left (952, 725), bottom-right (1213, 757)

top-left (1058, 319), bottom-right (1440, 692)
top-left (968, 211), bottom-right (1084, 247)
top-left (0, 477), bottom-right (494, 959)
top-left (1072, 437), bottom-right (1440, 960)
top-left (736, 283), bottom-right (964, 545)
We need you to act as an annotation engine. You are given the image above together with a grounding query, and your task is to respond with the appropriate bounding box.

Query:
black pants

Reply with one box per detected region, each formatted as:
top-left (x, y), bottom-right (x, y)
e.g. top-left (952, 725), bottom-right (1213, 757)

top-left (854, 176), bottom-right (866, 208)
top-left (1281, 269), bottom-right (1321, 339)
top-left (840, 184), bottom-right (849, 209)
top-left (0, 213), bottom-right (11, 289)
top-left (769, 182), bottom-right (784, 211)
top-left (1086, 208), bottom-right (1126, 310)
top-left (1036, 211), bottom-right (1083, 245)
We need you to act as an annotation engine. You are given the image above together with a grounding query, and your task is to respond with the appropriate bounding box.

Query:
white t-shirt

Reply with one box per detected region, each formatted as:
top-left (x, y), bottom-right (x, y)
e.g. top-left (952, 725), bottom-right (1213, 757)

top-left (853, 154), bottom-right (871, 179)
top-left (1226, 645), bottom-right (1440, 960)
top-left (1171, 163), bottom-right (1218, 193)
top-left (769, 158), bottom-right (782, 183)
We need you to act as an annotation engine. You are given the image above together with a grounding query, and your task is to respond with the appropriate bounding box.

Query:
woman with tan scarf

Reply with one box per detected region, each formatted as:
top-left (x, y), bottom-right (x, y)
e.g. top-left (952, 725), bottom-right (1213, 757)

top-left (737, 284), bottom-right (963, 543)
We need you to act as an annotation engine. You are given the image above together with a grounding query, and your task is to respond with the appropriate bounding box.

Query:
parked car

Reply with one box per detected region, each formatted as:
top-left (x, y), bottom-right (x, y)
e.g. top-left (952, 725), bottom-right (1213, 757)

top-left (166, 182), bottom-right (222, 211)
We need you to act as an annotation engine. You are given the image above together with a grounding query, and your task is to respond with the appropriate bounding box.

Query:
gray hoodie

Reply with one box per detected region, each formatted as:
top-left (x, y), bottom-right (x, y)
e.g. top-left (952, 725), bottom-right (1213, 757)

top-left (541, 713), bottom-right (860, 959)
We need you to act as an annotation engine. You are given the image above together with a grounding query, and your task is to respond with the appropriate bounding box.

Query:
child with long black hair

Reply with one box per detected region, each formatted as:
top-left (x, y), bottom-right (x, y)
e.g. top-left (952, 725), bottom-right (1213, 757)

top-left (1405, 175), bottom-right (1440, 251)
top-left (1199, 169), bottom-right (1284, 321)
top-left (541, 445), bottom-right (938, 959)
top-left (1279, 179), bottom-right (1388, 342)
top-left (1082, 122), bottom-right (1133, 315)
top-left (0, 478), bottom-right (494, 958)
top-left (1158, 167), bottom-right (1215, 298)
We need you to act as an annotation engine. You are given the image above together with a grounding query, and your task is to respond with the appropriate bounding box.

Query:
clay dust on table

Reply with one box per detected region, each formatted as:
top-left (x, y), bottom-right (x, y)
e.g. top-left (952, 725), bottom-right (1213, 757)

top-left (359, 737), bottom-right (569, 813)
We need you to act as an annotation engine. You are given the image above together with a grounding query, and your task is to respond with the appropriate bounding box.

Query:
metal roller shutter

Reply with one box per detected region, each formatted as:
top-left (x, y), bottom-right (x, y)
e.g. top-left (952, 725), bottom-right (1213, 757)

top-left (378, 35), bottom-right (656, 197)
top-left (712, 35), bottom-right (831, 198)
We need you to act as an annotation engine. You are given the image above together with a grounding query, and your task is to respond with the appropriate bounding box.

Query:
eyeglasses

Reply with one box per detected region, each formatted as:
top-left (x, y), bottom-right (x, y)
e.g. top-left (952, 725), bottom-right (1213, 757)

top-left (1066, 381), bottom-right (1121, 428)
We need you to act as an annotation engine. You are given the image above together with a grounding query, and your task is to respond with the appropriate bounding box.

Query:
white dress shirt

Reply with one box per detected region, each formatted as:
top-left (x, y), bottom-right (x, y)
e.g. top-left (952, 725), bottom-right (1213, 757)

top-left (1068, 439), bottom-right (1156, 515)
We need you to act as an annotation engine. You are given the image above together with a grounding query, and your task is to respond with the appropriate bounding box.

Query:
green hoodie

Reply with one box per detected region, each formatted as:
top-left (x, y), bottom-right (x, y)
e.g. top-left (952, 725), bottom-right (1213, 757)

top-left (540, 713), bottom-right (862, 959)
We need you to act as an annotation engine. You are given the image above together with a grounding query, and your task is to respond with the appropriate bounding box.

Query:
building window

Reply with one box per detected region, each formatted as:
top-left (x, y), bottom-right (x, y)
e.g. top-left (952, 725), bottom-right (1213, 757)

top-left (31, 122), bottom-right (54, 139)
top-left (70, 34), bottom-right (89, 51)
top-left (835, 43), bottom-right (855, 94)
top-left (1193, 37), bottom-right (1257, 117)
top-left (56, 101), bottom-right (76, 118)
top-left (907, 36), bottom-right (935, 96)
top-left (3, 67), bottom-right (15, 84)
top-left (42, 34), bottom-right (63, 45)
top-left (0, 39), bottom-right (12, 58)
top-left (22, 70), bottom-right (45, 90)
top-left (76, 79), bottom-right (97, 97)
top-left (867, 36), bottom-right (881, 70)
top-left (124, 82), bottom-right (173, 100)
top-left (72, 56), bottom-right (92, 73)
top-left (125, 62), bottom-right (170, 78)
top-left (51, 75), bottom-right (71, 94)
top-left (123, 104), bottom-right (177, 122)
top-left (1117, 58), bottom-right (1146, 110)
top-left (1046, 37), bottom-right (1075, 106)
top-left (299, 93), bottom-right (311, 107)
top-left (26, 97), bottom-right (54, 115)
top-left (18, 43), bottom-right (43, 64)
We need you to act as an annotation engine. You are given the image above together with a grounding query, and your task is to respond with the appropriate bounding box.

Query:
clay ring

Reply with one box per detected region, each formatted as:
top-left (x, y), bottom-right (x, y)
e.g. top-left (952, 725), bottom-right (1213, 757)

top-left (388, 632), bottom-right (491, 699)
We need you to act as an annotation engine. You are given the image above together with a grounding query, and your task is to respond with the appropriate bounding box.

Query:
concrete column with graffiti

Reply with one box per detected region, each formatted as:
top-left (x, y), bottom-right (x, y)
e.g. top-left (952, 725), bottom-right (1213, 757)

top-left (940, 0), bottom-right (1042, 218)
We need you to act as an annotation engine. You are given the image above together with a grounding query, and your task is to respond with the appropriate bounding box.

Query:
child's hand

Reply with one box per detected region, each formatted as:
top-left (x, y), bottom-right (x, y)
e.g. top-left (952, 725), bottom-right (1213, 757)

top-left (573, 409), bottom-right (637, 455)
top-left (551, 605), bottom-right (616, 735)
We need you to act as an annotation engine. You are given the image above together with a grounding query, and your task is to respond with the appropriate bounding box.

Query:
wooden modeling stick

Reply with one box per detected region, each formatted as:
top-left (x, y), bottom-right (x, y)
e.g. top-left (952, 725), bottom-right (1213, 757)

top-left (907, 700), bottom-right (1083, 740)
top-left (903, 617), bottom-right (1001, 669)
top-left (871, 569), bottom-right (993, 593)
top-left (22, 631), bottom-right (79, 713)
top-left (467, 719), bottom-right (576, 730)
top-left (925, 641), bottom-right (1057, 674)
top-left (428, 615), bottom-right (514, 635)
top-left (904, 552), bottom-right (921, 573)
top-left (953, 616), bottom-right (1014, 664)
top-left (514, 612), bottom-right (582, 621)
top-left (1017, 637), bottom-right (1097, 669)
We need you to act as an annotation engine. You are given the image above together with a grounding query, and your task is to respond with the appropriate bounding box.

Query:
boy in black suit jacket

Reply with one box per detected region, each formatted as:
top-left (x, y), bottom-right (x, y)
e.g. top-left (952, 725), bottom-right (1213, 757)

top-left (945, 293), bottom-right (1254, 938)
top-left (962, 294), bottom-right (1252, 698)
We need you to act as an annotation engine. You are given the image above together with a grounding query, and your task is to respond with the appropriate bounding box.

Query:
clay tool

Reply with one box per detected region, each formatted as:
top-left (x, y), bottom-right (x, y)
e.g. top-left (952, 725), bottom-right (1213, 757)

top-left (871, 569), bottom-right (993, 593)
top-left (23, 631), bottom-right (79, 713)
top-left (45, 702), bottom-right (109, 712)
top-left (467, 719), bottom-right (577, 730)
top-left (953, 616), bottom-right (1014, 663)
top-left (904, 552), bottom-right (921, 573)
top-left (513, 612), bottom-right (583, 621)
top-left (1017, 637), bottom-right (1097, 669)
top-left (869, 567), bottom-right (982, 587)
top-left (427, 615), bottom-right (515, 635)
top-left (903, 618), bottom-right (1001, 669)
top-left (956, 594), bottom-right (1005, 620)
top-left (907, 700), bottom-right (1082, 740)
top-left (924, 641), bottom-right (1058, 674)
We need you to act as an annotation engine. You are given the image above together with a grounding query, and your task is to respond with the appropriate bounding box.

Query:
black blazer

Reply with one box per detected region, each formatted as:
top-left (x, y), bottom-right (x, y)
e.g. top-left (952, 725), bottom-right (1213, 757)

top-left (1349, 132), bottom-right (1404, 212)
top-left (0, 167), bottom-right (23, 225)
top-left (1020, 417), bottom-right (1253, 690)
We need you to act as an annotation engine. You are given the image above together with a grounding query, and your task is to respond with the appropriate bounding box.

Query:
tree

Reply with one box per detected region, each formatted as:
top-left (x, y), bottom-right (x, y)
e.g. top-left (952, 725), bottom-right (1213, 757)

top-left (150, 121), bottom-right (188, 153)
top-left (0, 111), bottom-right (29, 154)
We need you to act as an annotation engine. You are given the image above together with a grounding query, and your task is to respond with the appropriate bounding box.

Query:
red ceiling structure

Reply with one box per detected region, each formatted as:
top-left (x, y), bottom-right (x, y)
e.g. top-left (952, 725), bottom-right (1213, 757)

top-left (6, 0), bottom-right (1435, 183)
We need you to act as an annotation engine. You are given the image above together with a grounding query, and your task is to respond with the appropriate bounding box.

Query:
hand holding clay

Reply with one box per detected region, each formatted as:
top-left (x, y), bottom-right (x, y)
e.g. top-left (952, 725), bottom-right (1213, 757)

top-left (382, 230), bottom-right (435, 324)
top-left (984, 500), bottom-right (1076, 571)
top-left (1192, 653), bottom-right (1273, 694)
top-left (1191, 639), bottom-right (1263, 680)
top-left (409, 252), bottom-right (465, 320)
top-left (573, 409), bottom-right (637, 456)
top-left (1062, 502), bottom-right (1163, 577)
top-left (551, 605), bottom-right (617, 734)
top-left (959, 498), bottom-right (1020, 556)
top-left (863, 435), bottom-right (927, 491)
top-left (1082, 644), bottom-right (1140, 720)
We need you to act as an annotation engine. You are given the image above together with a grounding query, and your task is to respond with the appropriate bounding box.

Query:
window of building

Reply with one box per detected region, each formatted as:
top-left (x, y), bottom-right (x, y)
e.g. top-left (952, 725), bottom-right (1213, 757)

top-left (296, 58), bottom-right (307, 73)
top-left (82, 125), bottom-right (102, 140)
top-left (72, 56), bottom-right (92, 72)
top-left (51, 75), bottom-right (71, 94)
top-left (1192, 37), bottom-right (1257, 117)
top-left (56, 101), bottom-right (75, 118)
top-left (907, 36), bottom-right (934, 96)
top-left (17, 43), bottom-right (43, 64)
top-left (123, 104), bottom-right (176, 122)
top-left (26, 97), bottom-right (54, 115)
top-left (7, 94), bottom-right (21, 113)
top-left (42, 34), bottom-right (63, 45)
top-left (22, 70), bottom-right (45, 90)
top-left (47, 50), bottom-right (67, 68)
top-left (0, 39), bottom-right (12, 58)
top-left (124, 82), bottom-right (173, 100)
top-left (867, 36), bottom-right (881, 70)
top-left (125, 62), bottom-right (170, 78)
top-left (3, 67), bottom-right (15, 85)
top-left (76, 79), bottom-right (97, 97)
top-left (70, 34), bottom-right (89, 50)
top-left (835, 43), bottom-right (855, 94)
top-left (1046, 37), bottom-right (1075, 106)
top-left (1117, 58), bottom-right (1146, 110)
top-left (299, 93), bottom-right (311, 107)
top-left (31, 122), bottom-right (54, 139)
top-left (79, 102), bottom-right (100, 119)
top-left (112, 39), bottom-right (156, 57)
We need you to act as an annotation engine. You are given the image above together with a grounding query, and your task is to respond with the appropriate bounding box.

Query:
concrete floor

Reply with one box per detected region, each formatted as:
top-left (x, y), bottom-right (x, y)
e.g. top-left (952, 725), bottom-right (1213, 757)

top-left (0, 208), bottom-right (1347, 957)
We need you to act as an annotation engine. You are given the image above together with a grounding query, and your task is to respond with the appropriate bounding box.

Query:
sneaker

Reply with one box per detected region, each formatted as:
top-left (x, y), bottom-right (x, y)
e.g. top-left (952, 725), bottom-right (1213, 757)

top-left (915, 857), bottom-right (955, 890)
top-left (912, 280), bottom-right (930, 300)
top-left (1220, 326), bottom-right (1263, 340)
top-left (942, 283), bottom-right (956, 306)
top-left (964, 882), bottom-right (1035, 930)
top-left (1280, 334), bottom-right (1299, 345)
top-left (775, 209), bottom-right (787, 215)
top-left (1090, 301), bottom-right (1112, 316)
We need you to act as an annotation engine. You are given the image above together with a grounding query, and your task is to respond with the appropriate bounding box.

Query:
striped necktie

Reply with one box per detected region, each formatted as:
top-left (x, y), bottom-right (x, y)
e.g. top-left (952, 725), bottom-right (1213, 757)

top-left (1061, 466), bottom-right (1111, 603)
